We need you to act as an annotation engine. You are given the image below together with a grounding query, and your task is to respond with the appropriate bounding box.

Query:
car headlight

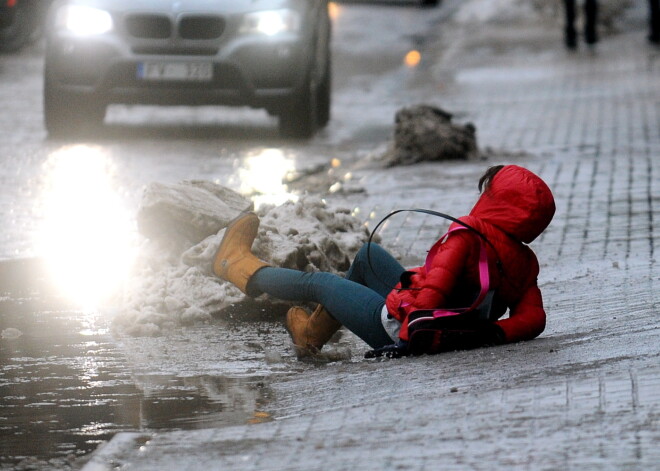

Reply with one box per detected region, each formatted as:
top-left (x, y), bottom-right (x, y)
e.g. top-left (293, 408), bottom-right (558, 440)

top-left (240, 9), bottom-right (300, 36)
top-left (56, 5), bottom-right (113, 36)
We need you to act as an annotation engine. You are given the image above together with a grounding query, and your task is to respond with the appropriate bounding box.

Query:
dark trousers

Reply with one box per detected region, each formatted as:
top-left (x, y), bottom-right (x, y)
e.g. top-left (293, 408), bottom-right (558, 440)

top-left (650, 0), bottom-right (660, 43)
top-left (563, 0), bottom-right (599, 47)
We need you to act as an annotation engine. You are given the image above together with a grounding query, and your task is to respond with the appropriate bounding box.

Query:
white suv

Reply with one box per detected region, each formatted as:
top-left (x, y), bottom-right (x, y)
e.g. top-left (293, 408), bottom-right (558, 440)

top-left (43, 0), bottom-right (331, 138)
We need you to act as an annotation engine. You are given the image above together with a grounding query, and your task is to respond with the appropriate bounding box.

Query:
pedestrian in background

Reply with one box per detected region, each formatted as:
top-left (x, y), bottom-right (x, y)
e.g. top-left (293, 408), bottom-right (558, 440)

top-left (211, 165), bottom-right (556, 358)
top-left (563, 0), bottom-right (599, 49)
top-left (649, 0), bottom-right (660, 44)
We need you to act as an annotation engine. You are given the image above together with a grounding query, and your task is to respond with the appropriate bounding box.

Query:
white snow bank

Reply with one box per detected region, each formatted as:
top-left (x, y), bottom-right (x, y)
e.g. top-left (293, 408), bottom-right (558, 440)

top-left (453, 0), bottom-right (633, 26)
top-left (453, 0), bottom-right (539, 24)
top-left (113, 183), bottom-right (371, 337)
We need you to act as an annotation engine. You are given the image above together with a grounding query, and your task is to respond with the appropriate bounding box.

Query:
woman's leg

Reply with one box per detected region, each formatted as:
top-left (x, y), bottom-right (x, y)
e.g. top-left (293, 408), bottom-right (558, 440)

top-left (563, 0), bottom-right (577, 48)
top-left (584, 0), bottom-right (598, 44)
top-left (249, 266), bottom-right (394, 348)
top-left (345, 243), bottom-right (405, 297)
top-left (650, 0), bottom-right (660, 43)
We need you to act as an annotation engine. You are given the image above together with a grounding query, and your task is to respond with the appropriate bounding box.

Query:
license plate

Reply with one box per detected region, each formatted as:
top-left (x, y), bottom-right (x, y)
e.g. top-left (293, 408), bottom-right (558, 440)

top-left (137, 62), bottom-right (213, 81)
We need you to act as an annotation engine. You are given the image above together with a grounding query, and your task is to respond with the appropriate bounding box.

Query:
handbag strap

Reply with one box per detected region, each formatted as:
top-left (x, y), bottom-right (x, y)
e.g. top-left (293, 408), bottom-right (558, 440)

top-left (367, 208), bottom-right (501, 295)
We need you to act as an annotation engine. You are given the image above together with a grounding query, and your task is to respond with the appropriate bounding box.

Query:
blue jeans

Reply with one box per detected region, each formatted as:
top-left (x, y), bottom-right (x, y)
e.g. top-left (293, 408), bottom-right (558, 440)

top-left (248, 243), bottom-right (405, 348)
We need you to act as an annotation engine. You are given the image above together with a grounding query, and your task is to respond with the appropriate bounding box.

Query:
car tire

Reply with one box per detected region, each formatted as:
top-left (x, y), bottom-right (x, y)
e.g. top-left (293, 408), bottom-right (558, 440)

top-left (278, 26), bottom-right (331, 140)
top-left (316, 52), bottom-right (331, 129)
top-left (44, 74), bottom-right (106, 138)
top-left (278, 69), bottom-right (318, 139)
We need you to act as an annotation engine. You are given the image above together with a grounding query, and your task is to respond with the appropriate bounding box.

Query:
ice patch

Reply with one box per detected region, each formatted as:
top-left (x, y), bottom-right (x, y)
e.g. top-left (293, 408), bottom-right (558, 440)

top-left (456, 67), bottom-right (551, 84)
top-left (2, 327), bottom-right (23, 340)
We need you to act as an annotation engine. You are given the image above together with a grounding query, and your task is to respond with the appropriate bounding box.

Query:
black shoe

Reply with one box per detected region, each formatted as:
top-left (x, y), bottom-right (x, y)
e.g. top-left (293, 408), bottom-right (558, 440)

top-left (585, 27), bottom-right (598, 45)
top-left (565, 29), bottom-right (577, 49)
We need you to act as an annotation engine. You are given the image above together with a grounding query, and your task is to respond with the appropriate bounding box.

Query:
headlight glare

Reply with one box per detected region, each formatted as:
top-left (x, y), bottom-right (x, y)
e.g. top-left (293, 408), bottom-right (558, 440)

top-left (240, 9), bottom-right (300, 36)
top-left (57, 5), bottom-right (113, 36)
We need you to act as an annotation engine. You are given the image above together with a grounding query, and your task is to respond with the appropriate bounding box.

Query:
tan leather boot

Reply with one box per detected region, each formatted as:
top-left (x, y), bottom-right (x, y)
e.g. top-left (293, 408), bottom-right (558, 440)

top-left (286, 304), bottom-right (342, 357)
top-left (213, 212), bottom-right (269, 295)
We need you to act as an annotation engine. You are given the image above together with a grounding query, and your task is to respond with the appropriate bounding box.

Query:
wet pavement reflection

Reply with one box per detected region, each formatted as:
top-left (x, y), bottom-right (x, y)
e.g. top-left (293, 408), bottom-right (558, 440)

top-left (0, 280), bottom-right (273, 469)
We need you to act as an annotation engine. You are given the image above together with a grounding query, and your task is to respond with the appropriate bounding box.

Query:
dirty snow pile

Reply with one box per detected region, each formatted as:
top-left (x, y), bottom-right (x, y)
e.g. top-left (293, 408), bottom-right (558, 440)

top-left (113, 181), bottom-right (371, 337)
top-left (383, 104), bottom-right (479, 166)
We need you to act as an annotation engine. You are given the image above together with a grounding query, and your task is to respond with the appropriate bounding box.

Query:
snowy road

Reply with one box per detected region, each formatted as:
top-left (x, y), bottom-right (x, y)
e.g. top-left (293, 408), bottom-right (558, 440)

top-left (0, 1), bottom-right (458, 468)
top-left (2, 1), bottom-right (660, 470)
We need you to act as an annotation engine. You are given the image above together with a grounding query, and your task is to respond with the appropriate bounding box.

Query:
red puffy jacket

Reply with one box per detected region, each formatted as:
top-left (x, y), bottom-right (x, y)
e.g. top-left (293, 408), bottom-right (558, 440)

top-left (386, 165), bottom-right (556, 343)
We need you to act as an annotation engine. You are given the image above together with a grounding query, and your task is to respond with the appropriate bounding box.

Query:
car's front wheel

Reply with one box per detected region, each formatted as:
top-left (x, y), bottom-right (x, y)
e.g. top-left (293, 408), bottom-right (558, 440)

top-left (44, 73), bottom-right (106, 138)
top-left (278, 69), bottom-right (318, 139)
top-left (316, 52), bottom-right (331, 129)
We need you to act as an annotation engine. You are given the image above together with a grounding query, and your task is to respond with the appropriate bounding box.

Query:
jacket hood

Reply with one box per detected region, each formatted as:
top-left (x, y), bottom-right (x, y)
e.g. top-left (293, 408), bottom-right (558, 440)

top-left (469, 165), bottom-right (555, 243)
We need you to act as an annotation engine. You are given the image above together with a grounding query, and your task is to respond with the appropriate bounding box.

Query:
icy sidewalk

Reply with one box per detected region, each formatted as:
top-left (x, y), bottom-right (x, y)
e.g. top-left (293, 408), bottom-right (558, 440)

top-left (82, 6), bottom-right (660, 471)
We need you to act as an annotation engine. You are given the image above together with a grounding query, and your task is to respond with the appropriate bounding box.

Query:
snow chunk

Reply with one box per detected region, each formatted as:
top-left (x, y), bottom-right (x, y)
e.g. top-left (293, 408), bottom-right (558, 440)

top-left (115, 183), bottom-right (371, 337)
top-left (137, 180), bottom-right (253, 248)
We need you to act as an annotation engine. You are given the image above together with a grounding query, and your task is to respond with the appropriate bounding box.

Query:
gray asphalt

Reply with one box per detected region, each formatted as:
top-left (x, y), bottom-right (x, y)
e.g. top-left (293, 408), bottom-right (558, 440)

top-left (81, 3), bottom-right (660, 471)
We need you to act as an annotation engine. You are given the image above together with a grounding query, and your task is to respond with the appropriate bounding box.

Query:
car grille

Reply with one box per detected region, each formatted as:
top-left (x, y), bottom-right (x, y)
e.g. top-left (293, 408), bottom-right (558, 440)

top-left (179, 16), bottom-right (225, 40)
top-left (125, 14), bottom-right (225, 41)
top-left (126, 15), bottom-right (171, 39)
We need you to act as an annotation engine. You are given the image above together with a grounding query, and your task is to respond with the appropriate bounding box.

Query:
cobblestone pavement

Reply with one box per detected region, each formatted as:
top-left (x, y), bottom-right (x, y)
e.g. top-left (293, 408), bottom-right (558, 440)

top-left (82, 6), bottom-right (660, 471)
